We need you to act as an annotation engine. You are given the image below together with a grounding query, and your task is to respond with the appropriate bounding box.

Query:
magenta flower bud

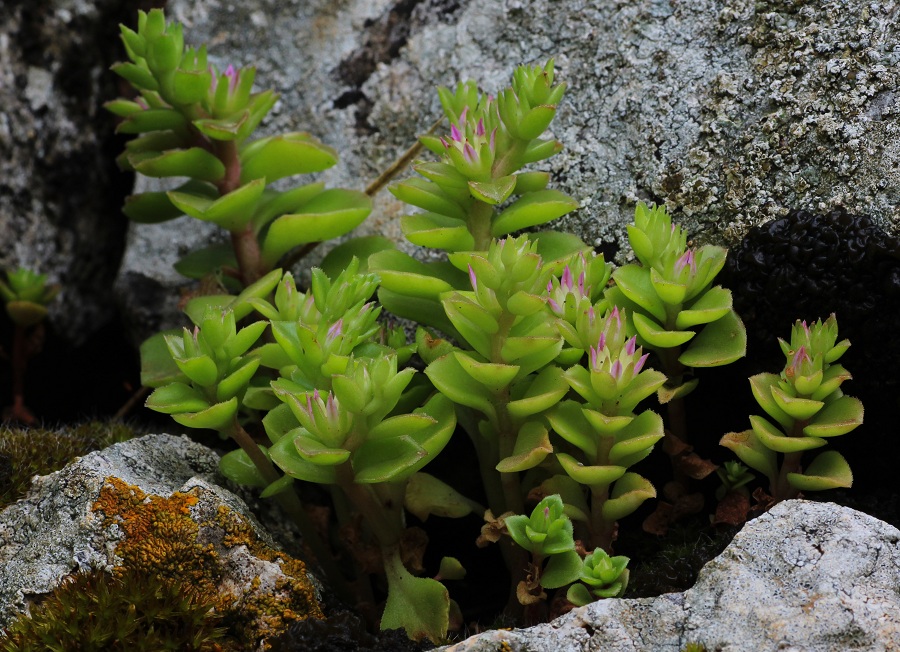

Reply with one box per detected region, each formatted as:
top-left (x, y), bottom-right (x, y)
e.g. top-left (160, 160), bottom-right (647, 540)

top-left (326, 393), bottom-right (338, 420)
top-left (561, 266), bottom-right (573, 291)
top-left (548, 298), bottom-right (561, 313)
top-left (589, 345), bottom-right (599, 370)
top-left (450, 123), bottom-right (462, 142)
top-left (610, 306), bottom-right (621, 327)
top-left (546, 279), bottom-right (554, 293)
top-left (306, 393), bottom-right (315, 416)
top-left (224, 64), bottom-right (238, 92)
top-left (578, 272), bottom-right (586, 295)
top-left (468, 264), bottom-right (478, 291)
top-left (476, 118), bottom-right (485, 137)
top-left (464, 143), bottom-right (477, 162)
top-left (597, 332), bottom-right (606, 352)
top-left (588, 306), bottom-right (596, 325)
top-left (440, 137), bottom-right (450, 149)
top-left (634, 352), bottom-right (649, 374)
top-left (489, 128), bottom-right (497, 151)
top-left (625, 336), bottom-right (637, 356)
top-left (611, 360), bottom-right (623, 381)
top-left (327, 319), bottom-right (343, 342)
top-left (674, 250), bottom-right (696, 275)
top-left (459, 106), bottom-right (468, 123)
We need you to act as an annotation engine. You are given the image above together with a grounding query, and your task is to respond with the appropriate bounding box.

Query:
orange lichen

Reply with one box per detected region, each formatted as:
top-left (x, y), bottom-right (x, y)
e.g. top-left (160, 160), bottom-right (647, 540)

top-left (91, 477), bottom-right (323, 649)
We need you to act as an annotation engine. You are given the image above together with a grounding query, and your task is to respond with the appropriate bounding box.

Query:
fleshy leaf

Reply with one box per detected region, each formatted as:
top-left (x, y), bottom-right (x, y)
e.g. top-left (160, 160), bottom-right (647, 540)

top-left (786, 451), bottom-right (853, 491)
top-left (633, 312), bottom-right (694, 348)
top-left (240, 132), bottom-right (338, 183)
top-left (491, 190), bottom-right (578, 236)
top-left (496, 422), bottom-right (553, 472)
top-left (678, 309), bottom-right (747, 367)
top-left (405, 472), bottom-right (483, 521)
top-left (557, 453), bottom-right (626, 487)
top-left (219, 447), bottom-right (268, 488)
top-left (719, 429), bottom-right (777, 479)
top-left (803, 395), bottom-right (864, 437)
top-left (601, 472), bottom-right (656, 521)
top-left (750, 415), bottom-right (826, 453)
top-left (134, 148), bottom-right (226, 182)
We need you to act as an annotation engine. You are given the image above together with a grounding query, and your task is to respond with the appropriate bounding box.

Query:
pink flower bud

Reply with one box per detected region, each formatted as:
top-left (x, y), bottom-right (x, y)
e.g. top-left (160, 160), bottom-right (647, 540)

top-left (450, 123), bottom-right (462, 142)
top-left (327, 319), bottom-right (343, 342)
top-left (611, 360), bottom-right (623, 380)
top-left (468, 264), bottom-right (478, 291)
top-left (476, 118), bottom-right (485, 137)
top-left (561, 266), bottom-right (573, 291)
top-left (625, 336), bottom-right (637, 356)
top-left (634, 352), bottom-right (649, 374)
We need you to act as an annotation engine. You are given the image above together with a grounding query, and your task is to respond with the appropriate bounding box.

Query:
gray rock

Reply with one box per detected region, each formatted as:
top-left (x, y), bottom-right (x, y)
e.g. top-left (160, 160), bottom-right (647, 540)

top-left (115, 0), bottom-right (900, 337)
top-left (440, 500), bottom-right (900, 652)
top-left (0, 433), bottom-right (322, 636)
top-left (0, 1), bottom-right (135, 345)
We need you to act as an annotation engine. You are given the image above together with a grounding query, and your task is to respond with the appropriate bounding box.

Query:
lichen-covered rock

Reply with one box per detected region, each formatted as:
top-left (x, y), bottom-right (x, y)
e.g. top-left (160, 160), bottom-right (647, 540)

top-left (440, 500), bottom-right (900, 652)
top-left (0, 434), bottom-right (323, 647)
top-left (0, 0), bottom-right (134, 345)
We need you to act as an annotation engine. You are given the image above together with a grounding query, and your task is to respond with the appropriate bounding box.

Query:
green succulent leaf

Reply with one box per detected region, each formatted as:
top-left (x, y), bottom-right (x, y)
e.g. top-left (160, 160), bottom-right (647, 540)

top-left (557, 453), bottom-right (626, 487)
top-left (610, 265), bottom-right (667, 323)
top-left (145, 382), bottom-right (209, 414)
top-left (117, 108), bottom-right (187, 134)
top-left (507, 366), bottom-right (570, 419)
top-left (749, 373), bottom-right (794, 429)
top-left (633, 312), bottom-right (694, 349)
top-left (401, 212), bottom-right (475, 252)
top-left (172, 397), bottom-right (238, 432)
top-left (426, 353), bottom-right (495, 418)
top-left (391, 178), bottom-right (468, 219)
top-left (404, 472), bottom-right (483, 521)
top-left (719, 429), bottom-right (777, 479)
top-left (803, 395), bottom-right (864, 437)
top-left (496, 422), bottom-right (553, 473)
top-left (541, 550), bottom-right (583, 589)
top-left (167, 178), bottom-right (266, 231)
top-left (491, 189), bottom-right (578, 237)
top-left (750, 414), bottom-right (826, 453)
top-left (353, 436), bottom-right (428, 484)
top-left (239, 132), bottom-right (338, 183)
top-left (770, 386), bottom-right (824, 421)
top-left (269, 429), bottom-right (337, 483)
top-left (468, 175), bottom-right (517, 205)
top-left (547, 400), bottom-right (597, 457)
top-left (380, 550), bottom-right (449, 643)
top-left (786, 451), bottom-right (853, 491)
top-left (294, 434), bottom-right (352, 466)
top-left (219, 447), bottom-right (268, 488)
top-left (140, 330), bottom-right (188, 388)
top-left (675, 286), bottom-right (733, 330)
top-left (261, 189), bottom-right (372, 266)
top-left (453, 352), bottom-right (519, 392)
top-left (607, 411), bottom-right (664, 465)
top-left (134, 148), bottom-right (226, 182)
top-left (601, 472), bottom-right (656, 521)
top-left (678, 308), bottom-right (747, 368)
top-left (369, 250), bottom-right (463, 299)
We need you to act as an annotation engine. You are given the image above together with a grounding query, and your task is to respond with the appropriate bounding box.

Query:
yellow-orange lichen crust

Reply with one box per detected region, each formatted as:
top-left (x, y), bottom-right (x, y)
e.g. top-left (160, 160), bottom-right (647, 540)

top-left (91, 477), bottom-right (323, 648)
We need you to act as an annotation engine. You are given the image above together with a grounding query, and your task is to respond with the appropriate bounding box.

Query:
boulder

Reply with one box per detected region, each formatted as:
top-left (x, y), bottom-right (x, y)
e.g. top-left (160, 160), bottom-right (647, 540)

top-left (114, 0), bottom-right (900, 338)
top-left (440, 500), bottom-right (900, 652)
top-left (0, 433), bottom-right (323, 644)
top-left (0, 0), bottom-right (134, 345)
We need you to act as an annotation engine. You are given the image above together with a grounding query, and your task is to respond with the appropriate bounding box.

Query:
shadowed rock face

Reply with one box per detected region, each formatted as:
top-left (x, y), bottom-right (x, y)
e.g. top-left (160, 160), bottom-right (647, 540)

top-left (0, 0), bottom-right (135, 345)
top-left (439, 500), bottom-right (900, 652)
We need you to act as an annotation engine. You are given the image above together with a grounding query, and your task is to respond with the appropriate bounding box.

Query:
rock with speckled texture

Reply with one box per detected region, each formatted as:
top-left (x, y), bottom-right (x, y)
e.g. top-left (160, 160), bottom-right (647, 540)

top-left (0, 433), bottom-right (323, 641)
top-left (0, 0), bottom-right (134, 345)
top-left (439, 500), bottom-right (900, 652)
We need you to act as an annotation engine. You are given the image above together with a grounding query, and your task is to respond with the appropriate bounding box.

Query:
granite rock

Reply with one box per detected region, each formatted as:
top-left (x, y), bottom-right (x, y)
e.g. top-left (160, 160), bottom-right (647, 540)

top-left (440, 500), bottom-right (900, 652)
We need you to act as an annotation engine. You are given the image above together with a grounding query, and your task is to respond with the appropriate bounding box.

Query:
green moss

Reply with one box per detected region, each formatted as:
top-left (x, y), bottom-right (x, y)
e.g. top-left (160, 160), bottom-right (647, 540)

top-left (0, 420), bottom-right (139, 510)
top-left (0, 568), bottom-right (230, 652)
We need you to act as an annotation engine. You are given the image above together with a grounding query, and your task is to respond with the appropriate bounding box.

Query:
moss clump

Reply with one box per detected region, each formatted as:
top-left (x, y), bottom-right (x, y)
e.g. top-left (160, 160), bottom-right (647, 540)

top-left (91, 478), bottom-right (323, 648)
top-left (0, 568), bottom-right (229, 652)
top-left (0, 420), bottom-right (137, 510)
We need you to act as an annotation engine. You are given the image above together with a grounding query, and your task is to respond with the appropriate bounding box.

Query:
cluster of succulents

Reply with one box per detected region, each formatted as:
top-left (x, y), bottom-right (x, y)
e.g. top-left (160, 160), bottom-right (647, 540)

top-left (2, 8), bottom-right (871, 648)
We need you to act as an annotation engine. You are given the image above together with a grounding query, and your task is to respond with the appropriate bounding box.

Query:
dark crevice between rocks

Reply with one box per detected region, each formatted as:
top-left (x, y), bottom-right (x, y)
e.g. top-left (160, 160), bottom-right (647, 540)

top-left (333, 0), bottom-right (470, 133)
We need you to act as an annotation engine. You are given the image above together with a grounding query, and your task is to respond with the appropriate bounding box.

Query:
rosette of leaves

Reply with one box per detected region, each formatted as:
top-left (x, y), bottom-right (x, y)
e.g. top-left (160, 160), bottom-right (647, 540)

top-left (0, 268), bottom-right (59, 328)
top-left (606, 203), bottom-right (746, 404)
top-left (720, 315), bottom-right (862, 503)
top-left (565, 547), bottom-right (630, 606)
top-left (545, 306), bottom-right (666, 551)
top-left (266, 354), bottom-right (458, 643)
top-left (106, 9), bottom-right (371, 288)
top-left (369, 60), bottom-right (589, 331)
top-left (505, 495), bottom-right (582, 606)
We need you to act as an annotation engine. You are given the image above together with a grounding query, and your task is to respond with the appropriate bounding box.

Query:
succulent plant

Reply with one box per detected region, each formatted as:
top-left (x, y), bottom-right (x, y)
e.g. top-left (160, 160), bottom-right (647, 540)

top-left (566, 547), bottom-right (630, 606)
top-left (721, 315), bottom-right (862, 502)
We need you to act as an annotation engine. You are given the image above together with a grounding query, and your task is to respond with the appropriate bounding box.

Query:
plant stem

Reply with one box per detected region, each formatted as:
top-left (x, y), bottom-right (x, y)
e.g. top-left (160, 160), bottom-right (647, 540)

top-left (227, 420), bottom-right (353, 604)
top-left (8, 324), bottom-right (35, 424)
top-left (468, 201), bottom-right (495, 251)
